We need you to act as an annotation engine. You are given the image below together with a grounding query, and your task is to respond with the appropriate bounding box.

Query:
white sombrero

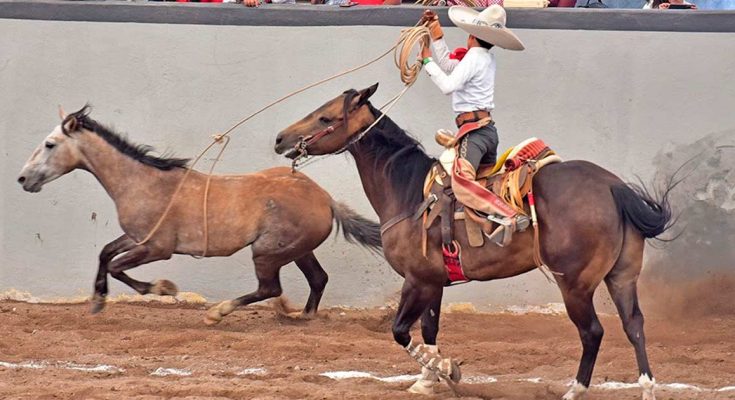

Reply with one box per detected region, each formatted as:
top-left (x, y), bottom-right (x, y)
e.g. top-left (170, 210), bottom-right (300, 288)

top-left (448, 5), bottom-right (525, 51)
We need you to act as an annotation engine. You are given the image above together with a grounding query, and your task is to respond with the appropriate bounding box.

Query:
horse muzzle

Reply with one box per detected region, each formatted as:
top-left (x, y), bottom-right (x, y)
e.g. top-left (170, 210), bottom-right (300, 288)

top-left (274, 131), bottom-right (294, 155)
top-left (275, 134), bottom-right (311, 160)
top-left (17, 174), bottom-right (44, 193)
top-left (274, 142), bottom-right (301, 159)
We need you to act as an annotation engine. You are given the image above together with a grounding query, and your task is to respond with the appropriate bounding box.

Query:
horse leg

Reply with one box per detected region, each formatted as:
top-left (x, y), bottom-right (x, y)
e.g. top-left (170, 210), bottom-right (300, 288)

top-left (91, 235), bottom-right (135, 314)
top-left (96, 244), bottom-right (174, 311)
top-left (561, 289), bottom-right (604, 400)
top-left (111, 271), bottom-right (179, 296)
top-left (394, 280), bottom-right (459, 385)
top-left (605, 238), bottom-right (654, 400)
top-left (203, 260), bottom-right (283, 326)
top-left (294, 252), bottom-right (329, 318)
top-left (407, 288), bottom-right (444, 395)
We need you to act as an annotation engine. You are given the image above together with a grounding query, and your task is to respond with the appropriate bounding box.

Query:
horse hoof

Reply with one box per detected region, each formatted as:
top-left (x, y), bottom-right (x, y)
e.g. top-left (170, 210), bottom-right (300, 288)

top-left (90, 294), bottom-right (106, 314)
top-left (203, 315), bottom-right (222, 326)
top-left (562, 380), bottom-right (588, 400)
top-left (407, 379), bottom-right (436, 395)
top-left (203, 301), bottom-right (235, 326)
top-left (435, 357), bottom-right (462, 384)
top-left (447, 359), bottom-right (462, 383)
top-left (203, 307), bottom-right (223, 326)
top-left (150, 280), bottom-right (178, 296)
top-left (300, 311), bottom-right (317, 320)
top-left (639, 374), bottom-right (656, 400)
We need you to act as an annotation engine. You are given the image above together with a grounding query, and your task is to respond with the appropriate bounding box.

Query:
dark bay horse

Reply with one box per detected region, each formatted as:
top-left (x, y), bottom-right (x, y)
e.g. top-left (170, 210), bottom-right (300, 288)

top-left (17, 106), bottom-right (381, 325)
top-left (274, 83), bottom-right (674, 400)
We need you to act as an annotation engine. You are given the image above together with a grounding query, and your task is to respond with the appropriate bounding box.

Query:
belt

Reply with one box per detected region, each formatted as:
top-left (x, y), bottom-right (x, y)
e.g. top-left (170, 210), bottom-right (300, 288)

top-left (455, 110), bottom-right (492, 128)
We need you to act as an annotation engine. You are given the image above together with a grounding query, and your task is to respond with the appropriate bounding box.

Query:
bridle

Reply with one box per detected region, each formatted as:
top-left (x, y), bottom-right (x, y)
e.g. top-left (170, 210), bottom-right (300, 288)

top-left (291, 120), bottom-right (343, 162)
top-left (289, 86), bottom-right (408, 171)
top-left (289, 105), bottom-right (374, 170)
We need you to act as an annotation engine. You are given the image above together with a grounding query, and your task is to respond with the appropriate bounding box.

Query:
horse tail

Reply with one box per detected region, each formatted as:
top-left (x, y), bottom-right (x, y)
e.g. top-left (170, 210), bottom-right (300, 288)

top-left (330, 201), bottom-right (383, 253)
top-left (610, 181), bottom-right (675, 239)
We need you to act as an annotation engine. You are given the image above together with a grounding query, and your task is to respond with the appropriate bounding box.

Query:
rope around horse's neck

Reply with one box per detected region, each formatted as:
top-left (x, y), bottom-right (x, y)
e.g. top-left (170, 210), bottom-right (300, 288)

top-left (133, 24), bottom-right (430, 255)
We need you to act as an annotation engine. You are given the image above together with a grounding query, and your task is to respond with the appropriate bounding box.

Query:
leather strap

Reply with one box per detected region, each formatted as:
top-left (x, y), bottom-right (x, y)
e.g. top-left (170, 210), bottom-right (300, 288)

top-left (380, 210), bottom-right (414, 237)
top-left (455, 110), bottom-right (491, 128)
top-left (305, 119), bottom-right (344, 147)
top-left (414, 193), bottom-right (438, 220)
top-left (439, 176), bottom-right (455, 247)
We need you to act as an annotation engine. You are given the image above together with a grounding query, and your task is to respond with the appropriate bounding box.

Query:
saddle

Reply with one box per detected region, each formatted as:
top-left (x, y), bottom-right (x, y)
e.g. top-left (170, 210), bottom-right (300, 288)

top-left (417, 127), bottom-right (562, 284)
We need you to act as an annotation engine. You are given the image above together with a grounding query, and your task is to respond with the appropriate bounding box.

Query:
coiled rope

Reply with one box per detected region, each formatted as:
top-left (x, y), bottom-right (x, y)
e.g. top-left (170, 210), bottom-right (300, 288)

top-left (135, 23), bottom-right (431, 256)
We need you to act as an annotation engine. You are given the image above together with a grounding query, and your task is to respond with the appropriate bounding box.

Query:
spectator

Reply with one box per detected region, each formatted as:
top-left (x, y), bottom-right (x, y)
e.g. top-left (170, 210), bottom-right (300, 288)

top-left (314, 0), bottom-right (400, 5)
top-left (439, 0), bottom-right (574, 7)
top-left (644, 0), bottom-right (697, 9)
top-left (445, 0), bottom-right (502, 5)
top-left (243, 0), bottom-right (295, 7)
top-left (548, 0), bottom-right (577, 6)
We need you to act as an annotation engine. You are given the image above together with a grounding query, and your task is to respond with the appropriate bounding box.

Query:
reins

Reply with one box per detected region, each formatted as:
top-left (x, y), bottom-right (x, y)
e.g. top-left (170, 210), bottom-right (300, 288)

top-left (134, 22), bottom-right (431, 256)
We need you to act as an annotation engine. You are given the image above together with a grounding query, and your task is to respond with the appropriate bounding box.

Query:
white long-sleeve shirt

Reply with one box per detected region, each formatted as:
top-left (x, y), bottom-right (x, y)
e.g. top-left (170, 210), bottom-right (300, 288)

top-left (424, 38), bottom-right (496, 114)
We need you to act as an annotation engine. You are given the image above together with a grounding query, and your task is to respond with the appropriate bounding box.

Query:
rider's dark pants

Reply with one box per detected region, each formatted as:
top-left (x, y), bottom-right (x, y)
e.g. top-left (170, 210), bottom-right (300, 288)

top-left (459, 123), bottom-right (498, 171)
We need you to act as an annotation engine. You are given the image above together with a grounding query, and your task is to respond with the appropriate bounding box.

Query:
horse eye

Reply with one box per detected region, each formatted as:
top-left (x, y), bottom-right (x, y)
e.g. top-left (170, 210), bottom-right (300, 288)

top-left (45, 142), bottom-right (56, 150)
top-left (319, 116), bottom-right (333, 125)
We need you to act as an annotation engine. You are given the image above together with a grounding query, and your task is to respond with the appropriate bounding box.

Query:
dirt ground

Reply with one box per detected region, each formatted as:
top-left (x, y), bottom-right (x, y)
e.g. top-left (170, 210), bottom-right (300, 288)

top-left (0, 300), bottom-right (733, 400)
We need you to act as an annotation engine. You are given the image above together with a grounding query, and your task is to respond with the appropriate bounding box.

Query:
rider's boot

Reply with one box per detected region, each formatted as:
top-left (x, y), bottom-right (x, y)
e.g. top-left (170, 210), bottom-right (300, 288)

top-left (455, 159), bottom-right (530, 246)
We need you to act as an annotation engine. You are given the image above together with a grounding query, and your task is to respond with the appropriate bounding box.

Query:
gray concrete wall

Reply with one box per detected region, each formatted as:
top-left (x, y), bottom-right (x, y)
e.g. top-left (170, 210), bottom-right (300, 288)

top-left (1, 18), bottom-right (734, 308)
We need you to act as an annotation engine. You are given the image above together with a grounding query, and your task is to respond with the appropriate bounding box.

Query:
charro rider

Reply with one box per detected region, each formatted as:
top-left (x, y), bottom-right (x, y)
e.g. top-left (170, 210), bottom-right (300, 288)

top-left (420, 5), bottom-right (528, 243)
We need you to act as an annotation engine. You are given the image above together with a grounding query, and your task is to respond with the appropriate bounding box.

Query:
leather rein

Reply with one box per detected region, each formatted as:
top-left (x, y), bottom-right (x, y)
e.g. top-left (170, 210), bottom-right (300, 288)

top-left (289, 107), bottom-right (375, 170)
top-left (290, 120), bottom-right (344, 167)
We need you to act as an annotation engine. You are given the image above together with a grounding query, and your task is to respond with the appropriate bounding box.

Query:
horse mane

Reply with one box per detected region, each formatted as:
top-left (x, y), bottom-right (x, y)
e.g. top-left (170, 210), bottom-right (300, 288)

top-left (62, 105), bottom-right (190, 171)
top-left (350, 99), bottom-right (435, 211)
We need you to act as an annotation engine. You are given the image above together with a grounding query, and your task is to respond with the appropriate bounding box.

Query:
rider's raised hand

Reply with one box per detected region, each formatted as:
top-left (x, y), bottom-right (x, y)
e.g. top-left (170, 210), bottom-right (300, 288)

top-left (421, 10), bottom-right (443, 41)
top-left (428, 20), bottom-right (443, 41)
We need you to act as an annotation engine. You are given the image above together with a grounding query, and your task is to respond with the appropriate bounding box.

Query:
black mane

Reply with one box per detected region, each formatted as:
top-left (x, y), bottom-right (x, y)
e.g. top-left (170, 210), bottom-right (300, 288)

top-left (62, 105), bottom-right (190, 171)
top-left (351, 102), bottom-right (435, 210)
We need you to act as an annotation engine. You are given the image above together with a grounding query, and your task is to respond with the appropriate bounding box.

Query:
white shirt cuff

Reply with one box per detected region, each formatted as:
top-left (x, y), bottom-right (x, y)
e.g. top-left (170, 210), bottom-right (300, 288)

top-left (424, 61), bottom-right (442, 77)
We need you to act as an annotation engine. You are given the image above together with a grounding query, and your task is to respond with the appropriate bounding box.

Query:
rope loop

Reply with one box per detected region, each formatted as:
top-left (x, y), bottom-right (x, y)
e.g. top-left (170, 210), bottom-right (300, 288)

top-left (395, 26), bottom-right (431, 85)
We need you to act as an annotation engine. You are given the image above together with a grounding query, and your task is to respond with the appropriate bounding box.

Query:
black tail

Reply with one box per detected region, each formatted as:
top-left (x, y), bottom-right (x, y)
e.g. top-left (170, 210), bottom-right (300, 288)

top-left (611, 181), bottom-right (675, 239)
top-left (330, 201), bottom-right (383, 254)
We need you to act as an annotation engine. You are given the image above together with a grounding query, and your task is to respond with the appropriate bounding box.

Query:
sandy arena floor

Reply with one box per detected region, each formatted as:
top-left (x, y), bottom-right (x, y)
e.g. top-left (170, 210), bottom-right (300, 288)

top-left (0, 299), bottom-right (733, 400)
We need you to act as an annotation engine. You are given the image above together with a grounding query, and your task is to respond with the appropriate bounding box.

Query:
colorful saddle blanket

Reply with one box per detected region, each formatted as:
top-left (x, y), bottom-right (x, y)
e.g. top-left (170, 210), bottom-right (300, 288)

top-left (430, 136), bottom-right (562, 217)
top-left (420, 134), bottom-right (561, 284)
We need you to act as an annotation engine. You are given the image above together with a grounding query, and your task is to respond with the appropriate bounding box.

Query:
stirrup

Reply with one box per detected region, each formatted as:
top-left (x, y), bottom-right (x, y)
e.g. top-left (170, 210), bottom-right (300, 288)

top-left (484, 215), bottom-right (531, 247)
top-left (486, 214), bottom-right (512, 226)
top-left (487, 214), bottom-right (530, 230)
top-left (516, 215), bottom-right (531, 231)
top-left (485, 224), bottom-right (511, 247)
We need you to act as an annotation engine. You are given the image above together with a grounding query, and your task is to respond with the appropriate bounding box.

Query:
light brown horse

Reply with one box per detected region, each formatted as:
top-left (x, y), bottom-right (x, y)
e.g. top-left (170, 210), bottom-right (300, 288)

top-left (17, 106), bottom-right (381, 325)
top-left (274, 84), bottom-right (675, 400)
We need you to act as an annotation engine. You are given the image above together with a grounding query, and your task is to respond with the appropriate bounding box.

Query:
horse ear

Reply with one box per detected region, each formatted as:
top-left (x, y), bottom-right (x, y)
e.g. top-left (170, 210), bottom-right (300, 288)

top-left (357, 82), bottom-right (379, 106)
top-left (58, 105), bottom-right (67, 120)
top-left (61, 115), bottom-right (78, 135)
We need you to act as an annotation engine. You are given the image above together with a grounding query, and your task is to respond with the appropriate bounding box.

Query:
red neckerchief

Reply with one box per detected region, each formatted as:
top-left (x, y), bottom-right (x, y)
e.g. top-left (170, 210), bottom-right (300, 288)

top-left (450, 47), bottom-right (468, 61)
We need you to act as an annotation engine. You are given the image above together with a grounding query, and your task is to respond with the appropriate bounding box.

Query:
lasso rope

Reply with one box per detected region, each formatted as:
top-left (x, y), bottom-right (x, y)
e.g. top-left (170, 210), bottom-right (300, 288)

top-left (294, 25), bottom-right (430, 169)
top-left (134, 23), bottom-right (431, 256)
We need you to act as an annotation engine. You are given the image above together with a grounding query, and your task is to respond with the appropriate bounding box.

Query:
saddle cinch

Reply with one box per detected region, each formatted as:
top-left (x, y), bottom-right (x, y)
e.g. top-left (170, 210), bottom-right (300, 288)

top-left (417, 120), bottom-right (562, 282)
